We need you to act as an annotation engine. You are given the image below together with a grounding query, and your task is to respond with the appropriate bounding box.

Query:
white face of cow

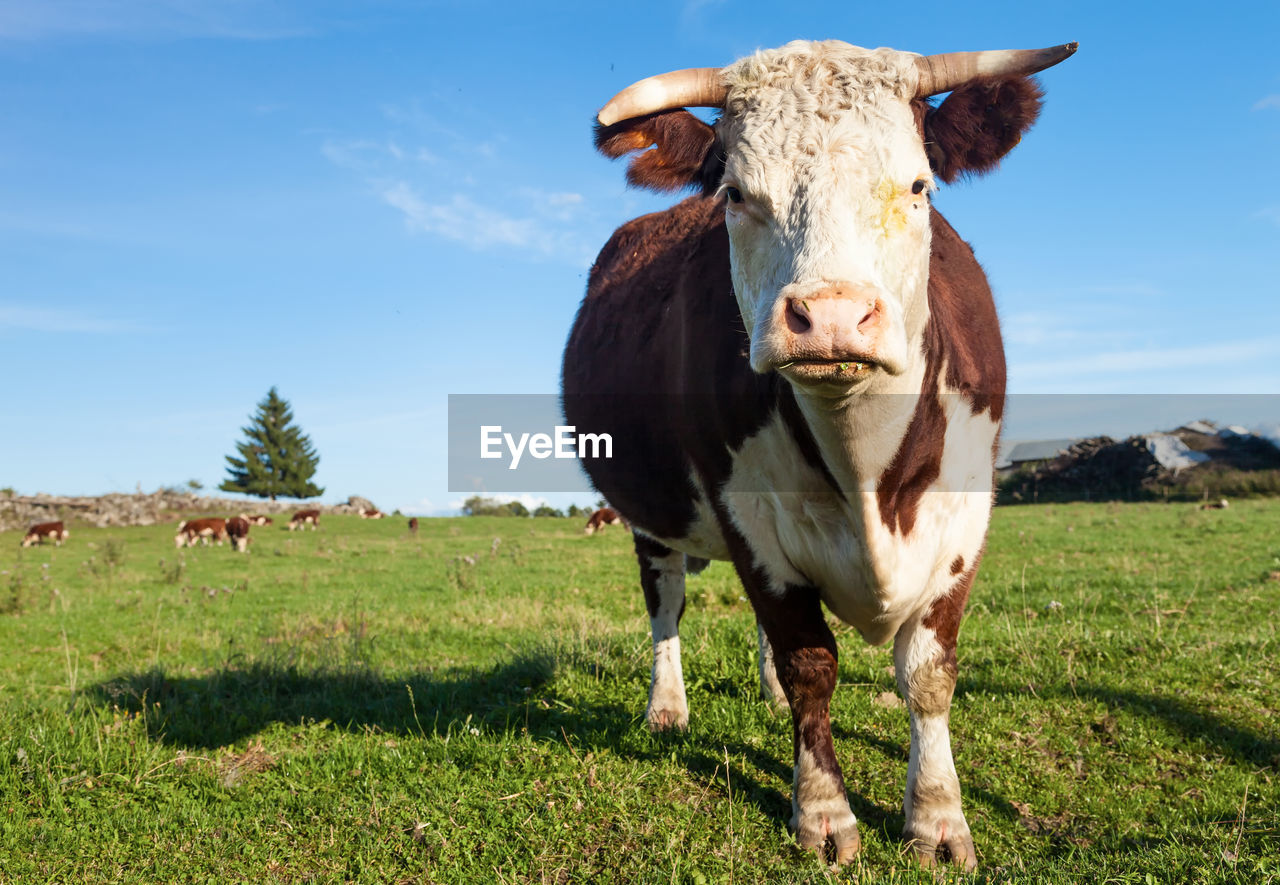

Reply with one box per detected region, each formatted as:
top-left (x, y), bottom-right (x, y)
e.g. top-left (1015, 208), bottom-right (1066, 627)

top-left (717, 43), bottom-right (933, 391)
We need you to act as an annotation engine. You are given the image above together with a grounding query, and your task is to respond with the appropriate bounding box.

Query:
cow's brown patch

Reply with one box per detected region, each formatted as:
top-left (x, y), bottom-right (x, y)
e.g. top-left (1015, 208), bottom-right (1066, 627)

top-left (950, 555), bottom-right (965, 575)
top-left (926, 211), bottom-right (1007, 421)
top-left (920, 552), bottom-right (983, 691)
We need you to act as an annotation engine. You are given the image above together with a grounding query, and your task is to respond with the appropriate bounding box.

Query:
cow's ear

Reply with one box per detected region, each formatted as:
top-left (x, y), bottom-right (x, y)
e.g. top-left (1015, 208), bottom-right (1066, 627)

top-left (594, 109), bottom-right (722, 195)
top-left (923, 76), bottom-right (1043, 184)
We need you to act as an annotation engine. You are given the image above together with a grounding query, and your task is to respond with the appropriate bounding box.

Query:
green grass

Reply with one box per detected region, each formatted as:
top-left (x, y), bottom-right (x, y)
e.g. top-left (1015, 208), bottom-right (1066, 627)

top-left (0, 505), bottom-right (1277, 883)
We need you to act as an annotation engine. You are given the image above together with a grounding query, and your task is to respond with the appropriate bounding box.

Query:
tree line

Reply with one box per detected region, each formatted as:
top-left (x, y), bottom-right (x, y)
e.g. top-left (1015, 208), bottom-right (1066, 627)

top-left (461, 496), bottom-right (601, 518)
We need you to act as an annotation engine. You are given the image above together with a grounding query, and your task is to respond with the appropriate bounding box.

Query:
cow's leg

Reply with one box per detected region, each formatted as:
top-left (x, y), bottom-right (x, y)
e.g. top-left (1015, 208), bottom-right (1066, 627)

top-left (755, 584), bottom-right (859, 863)
top-left (756, 621), bottom-right (788, 708)
top-left (894, 571), bottom-right (977, 870)
top-left (634, 533), bottom-right (688, 731)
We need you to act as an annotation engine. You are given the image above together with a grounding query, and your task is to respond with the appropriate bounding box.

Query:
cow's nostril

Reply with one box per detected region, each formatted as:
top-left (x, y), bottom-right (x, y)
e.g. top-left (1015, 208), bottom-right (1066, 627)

top-left (785, 298), bottom-right (812, 334)
top-left (857, 301), bottom-right (882, 333)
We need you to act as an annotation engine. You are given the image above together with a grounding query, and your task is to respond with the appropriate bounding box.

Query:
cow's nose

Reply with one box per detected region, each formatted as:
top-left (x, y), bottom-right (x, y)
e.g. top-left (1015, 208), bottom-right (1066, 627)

top-left (782, 284), bottom-right (885, 358)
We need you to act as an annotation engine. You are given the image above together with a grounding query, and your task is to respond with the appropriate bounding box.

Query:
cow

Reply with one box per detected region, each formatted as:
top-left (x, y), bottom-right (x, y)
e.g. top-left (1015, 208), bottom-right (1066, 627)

top-left (360, 509), bottom-right (385, 519)
top-left (21, 521), bottom-right (68, 547)
top-left (561, 40), bottom-right (1076, 870)
top-left (408, 517), bottom-right (419, 534)
top-left (288, 509), bottom-right (321, 531)
top-left (583, 506), bottom-right (625, 536)
top-left (226, 516), bottom-right (251, 552)
top-left (243, 514), bottom-right (274, 526)
top-left (174, 517), bottom-right (228, 548)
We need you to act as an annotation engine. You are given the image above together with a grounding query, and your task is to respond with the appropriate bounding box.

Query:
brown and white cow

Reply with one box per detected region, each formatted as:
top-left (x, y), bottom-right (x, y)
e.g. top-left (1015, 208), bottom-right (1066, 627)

top-left (21, 521), bottom-right (68, 547)
top-left (583, 507), bottom-right (625, 535)
top-left (408, 517), bottom-right (419, 534)
top-left (175, 517), bottom-right (228, 548)
top-left (243, 514), bottom-right (274, 526)
top-left (359, 509), bottom-right (385, 519)
top-left (288, 509), bottom-right (321, 531)
top-left (226, 516), bottom-right (251, 552)
top-left (562, 40), bottom-right (1076, 869)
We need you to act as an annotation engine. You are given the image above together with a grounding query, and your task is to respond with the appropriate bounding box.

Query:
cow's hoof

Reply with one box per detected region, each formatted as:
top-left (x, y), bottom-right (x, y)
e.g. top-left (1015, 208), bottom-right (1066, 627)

top-left (646, 707), bottom-right (688, 731)
top-left (907, 826), bottom-right (977, 872)
top-left (794, 809), bottom-right (861, 866)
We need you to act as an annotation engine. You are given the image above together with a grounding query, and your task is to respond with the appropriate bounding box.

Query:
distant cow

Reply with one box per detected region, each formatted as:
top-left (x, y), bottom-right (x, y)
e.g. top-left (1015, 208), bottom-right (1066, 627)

top-left (226, 516), bottom-right (251, 552)
top-left (288, 509), bottom-right (321, 531)
top-left (360, 509), bottom-right (385, 519)
top-left (21, 521), bottom-right (68, 547)
top-left (583, 507), bottom-right (625, 536)
top-left (175, 517), bottom-right (228, 548)
top-left (1199, 498), bottom-right (1229, 510)
top-left (243, 514), bottom-right (274, 526)
top-left (408, 517), bottom-right (419, 534)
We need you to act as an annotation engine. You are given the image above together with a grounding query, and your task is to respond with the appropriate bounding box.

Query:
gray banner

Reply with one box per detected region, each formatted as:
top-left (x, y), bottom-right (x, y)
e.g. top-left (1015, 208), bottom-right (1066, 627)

top-left (448, 393), bottom-right (1279, 493)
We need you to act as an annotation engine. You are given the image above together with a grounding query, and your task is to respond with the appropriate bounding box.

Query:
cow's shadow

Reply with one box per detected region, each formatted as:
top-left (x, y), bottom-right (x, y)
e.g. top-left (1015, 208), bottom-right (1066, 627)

top-left (84, 652), bottom-right (1277, 861)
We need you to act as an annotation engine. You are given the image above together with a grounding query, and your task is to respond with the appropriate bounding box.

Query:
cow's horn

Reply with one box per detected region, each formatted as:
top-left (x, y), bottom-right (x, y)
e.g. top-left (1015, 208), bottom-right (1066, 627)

top-left (914, 42), bottom-right (1078, 97)
top-left (597, 67), bottom-right (727, 127)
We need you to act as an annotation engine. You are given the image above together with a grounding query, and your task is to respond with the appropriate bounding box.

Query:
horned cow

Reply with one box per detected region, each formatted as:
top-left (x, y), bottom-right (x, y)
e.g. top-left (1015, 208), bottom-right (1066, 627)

top-left (562, 40), bottom-right (1076, 870)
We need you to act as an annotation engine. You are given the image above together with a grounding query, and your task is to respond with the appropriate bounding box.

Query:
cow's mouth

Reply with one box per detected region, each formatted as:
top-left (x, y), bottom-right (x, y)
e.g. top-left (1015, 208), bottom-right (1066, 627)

top-left (775, 358), bottom-right (879, 383)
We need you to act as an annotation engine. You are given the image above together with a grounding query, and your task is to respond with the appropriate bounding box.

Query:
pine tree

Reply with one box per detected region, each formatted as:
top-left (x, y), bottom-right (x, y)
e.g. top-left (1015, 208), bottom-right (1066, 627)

top-left (220, 387), bottom-right (324, 501)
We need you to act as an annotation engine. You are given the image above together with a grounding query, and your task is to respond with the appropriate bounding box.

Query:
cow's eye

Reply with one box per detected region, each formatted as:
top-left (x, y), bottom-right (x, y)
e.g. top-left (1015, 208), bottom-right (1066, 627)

top-left (911, 179), bottom-right (927, 195)
top-left (725, 186), bottom-right (744, 204)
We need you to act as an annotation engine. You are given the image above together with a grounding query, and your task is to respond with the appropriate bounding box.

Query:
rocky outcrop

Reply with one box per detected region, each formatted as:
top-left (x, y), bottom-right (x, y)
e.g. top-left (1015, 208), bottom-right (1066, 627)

top-left (998, 429), bottom-right (1280, 504)
top-left (0, 490), bottom-right (379, 532)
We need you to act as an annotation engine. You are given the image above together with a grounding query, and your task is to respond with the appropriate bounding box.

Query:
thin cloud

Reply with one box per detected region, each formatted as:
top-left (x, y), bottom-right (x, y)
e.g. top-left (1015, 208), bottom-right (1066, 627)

top-left (1254, 206), bottom-right (1280, 226)
top-left (320, 138), bottom-right (392, 172)
top-left (1002, 310), bottom-right (1139, 349)
top-left (0, 304), bottom-right (150, 334)
top-left (1252, 95), bottom-right (1280, 111)
top-left (1015, 335), bottom-right (1280, 381)
top-left (380, 180), bottom-right (592, 263)
top-left (397, 496), bottom-right (436, 516)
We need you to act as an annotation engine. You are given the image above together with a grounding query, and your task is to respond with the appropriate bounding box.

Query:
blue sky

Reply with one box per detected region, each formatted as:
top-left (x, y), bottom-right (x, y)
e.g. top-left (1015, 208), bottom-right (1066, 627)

top-left (2, 0), bottom-right (1278, 515)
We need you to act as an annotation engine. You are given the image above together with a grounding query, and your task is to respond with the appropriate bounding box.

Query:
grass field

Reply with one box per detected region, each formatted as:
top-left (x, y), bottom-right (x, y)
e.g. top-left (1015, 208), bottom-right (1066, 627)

top-left (1, 502), bottom-right (1277, 883)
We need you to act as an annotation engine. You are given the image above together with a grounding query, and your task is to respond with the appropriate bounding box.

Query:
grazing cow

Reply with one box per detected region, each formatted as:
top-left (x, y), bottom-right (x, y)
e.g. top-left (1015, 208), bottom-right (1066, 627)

top-left (360, 509), bottom-right (385, 519)
top-left (174, 517), bottom-right (228, 548)
top-left (408, 517), bottom-right (419, 534)
top-left (226, 516), bottom-right (251, 552)
top-left (21, 521), bottom-right (68, 547)
top-left (288, 509), bottom-right (321, 531)
top-left (583, 507), bottom-right (625, 536)
top-left (562, 40), bottom-right (1076, 869)
top-left (243, 514), bottom-right (274, 526)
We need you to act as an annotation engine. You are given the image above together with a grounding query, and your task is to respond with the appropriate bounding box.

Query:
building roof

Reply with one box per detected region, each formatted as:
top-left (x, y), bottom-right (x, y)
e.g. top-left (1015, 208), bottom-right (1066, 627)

top-left (1007, 439), bottom-right (1079, 463)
